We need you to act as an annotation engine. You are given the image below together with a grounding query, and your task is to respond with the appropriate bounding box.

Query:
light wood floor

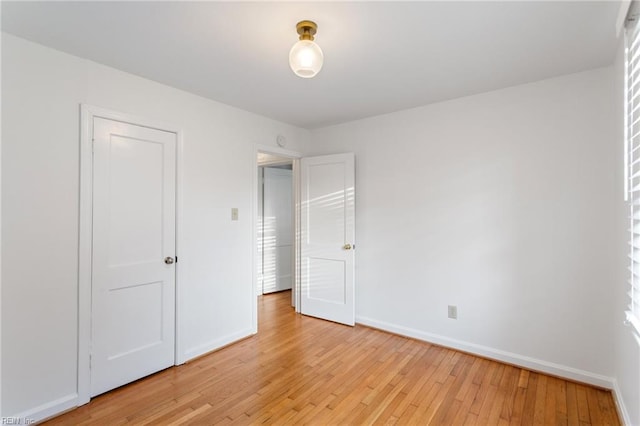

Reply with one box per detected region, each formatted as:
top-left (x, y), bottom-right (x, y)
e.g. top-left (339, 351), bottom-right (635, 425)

top-left (45, 290), bottom-right (620, 425)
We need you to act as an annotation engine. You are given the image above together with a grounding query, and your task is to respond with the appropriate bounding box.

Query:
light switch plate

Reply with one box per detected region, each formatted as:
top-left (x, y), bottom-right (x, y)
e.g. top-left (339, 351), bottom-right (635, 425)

top-left (231, 208), bottom-right (238, 221)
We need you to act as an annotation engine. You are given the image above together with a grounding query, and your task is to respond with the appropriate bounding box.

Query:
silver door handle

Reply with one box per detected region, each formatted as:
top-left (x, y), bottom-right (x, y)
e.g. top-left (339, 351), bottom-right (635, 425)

top-left (164, 256), bottom-right (175, 265)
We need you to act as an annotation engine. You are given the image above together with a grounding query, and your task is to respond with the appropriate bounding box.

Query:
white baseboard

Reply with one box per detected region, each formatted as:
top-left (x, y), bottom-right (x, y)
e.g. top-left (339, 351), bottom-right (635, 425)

top-left (612, 379), bottom-right (633, 426)
top-left (183, 328), bottom-right (255, 362)
top-left (356, 315), bottom-right (614, 389)
top-left (9, 393), bottom-right (78, 424)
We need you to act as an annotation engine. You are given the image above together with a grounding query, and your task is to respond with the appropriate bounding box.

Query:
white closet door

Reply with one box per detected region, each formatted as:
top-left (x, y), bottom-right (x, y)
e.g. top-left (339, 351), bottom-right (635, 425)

top-left (91, 117), bottom-right (176, 397)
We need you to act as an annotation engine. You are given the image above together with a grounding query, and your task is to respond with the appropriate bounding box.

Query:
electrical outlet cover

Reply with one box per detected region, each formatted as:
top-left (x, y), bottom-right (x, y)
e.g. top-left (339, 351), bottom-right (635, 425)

top-left (448, 305), bottom-right (457, 319)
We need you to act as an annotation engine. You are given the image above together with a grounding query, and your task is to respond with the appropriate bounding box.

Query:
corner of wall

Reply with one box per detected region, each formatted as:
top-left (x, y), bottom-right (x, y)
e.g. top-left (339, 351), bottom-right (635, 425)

top-left (613, 378), bottom-right (633, 426)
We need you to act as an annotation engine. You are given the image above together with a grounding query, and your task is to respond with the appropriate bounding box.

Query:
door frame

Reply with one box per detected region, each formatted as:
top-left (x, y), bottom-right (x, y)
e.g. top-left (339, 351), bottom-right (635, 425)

top-left (252, 144), bottom-right (302, 333)
top-left (78, 104), bottom-right (184, 405)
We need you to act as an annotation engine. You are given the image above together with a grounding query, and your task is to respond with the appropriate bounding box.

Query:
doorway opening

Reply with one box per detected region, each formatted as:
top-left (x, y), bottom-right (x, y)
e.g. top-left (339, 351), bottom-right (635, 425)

top-left (254, 148), bottom-right (301, 319)
top-left (252, 148), bottom-right (356, 331)
top-left (258, 157), bottom-right (294, 296)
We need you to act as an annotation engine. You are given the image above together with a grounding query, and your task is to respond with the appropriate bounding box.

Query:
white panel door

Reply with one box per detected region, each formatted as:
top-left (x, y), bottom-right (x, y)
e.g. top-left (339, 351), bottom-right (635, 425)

top-left (91, 117), bottom-right (176, 397)
top-left (301, 153), bottom-right (355, 326)
top-left (262, 167), bottom-right (293, 293)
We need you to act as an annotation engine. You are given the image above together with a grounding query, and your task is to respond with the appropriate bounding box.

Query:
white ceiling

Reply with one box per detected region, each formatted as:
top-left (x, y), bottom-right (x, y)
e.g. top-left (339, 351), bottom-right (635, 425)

top-left (2, 1), bottom-right (621, 129)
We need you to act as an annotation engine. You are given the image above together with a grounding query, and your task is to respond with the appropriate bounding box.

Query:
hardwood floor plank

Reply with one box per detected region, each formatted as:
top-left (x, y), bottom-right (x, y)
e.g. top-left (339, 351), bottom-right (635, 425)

top-left (509, 386), bottom-right (528, 425)
top-left (544, 377), bottom-right (558, 425)
top-left (597, 387), bottom-right (619, 426)
top-left (468, 360), bottom-right (499, 415)
top-left (498, 365), bottom-right (519, 422)
top-left (567, 381), bottom-right (580, 425)
top-left (518, 369), bottom-right (531, 388)
top-left (429, 359), bottom-right (472, 424)
top-left (42, 291), bottom-right (620, 425)
top-left (533, 374), bottom-right (548, 425)
top-left (586, 385), bottom-right (604, 426)
top-left (454, 357), bottom-right (483, 401)
top-left (577, 384), bottom-right (592, 424)
top-left (555, 378), bottom-right (568, 425)
top-left (450, 382), bottom-right (481, 425)
top-left (360, 382), bottom-right (408, 424)
top-left (168, 403), bottom-right (213, 426)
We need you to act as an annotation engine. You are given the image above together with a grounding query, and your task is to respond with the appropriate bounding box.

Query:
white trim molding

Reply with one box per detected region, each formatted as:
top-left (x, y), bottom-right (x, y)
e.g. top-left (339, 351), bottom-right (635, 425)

top-left (174, 128), bottom-right (186, 365)
top-left (78, 104), bottom-right (185, 404)
top-left (255, 144), bottom-right (302, 160)
top-left (356, 316), bottom-right (615, 389)
top-left (10, 393), bottom-right (78, 424)
top-left (612, 379), bottom-right (633, 426)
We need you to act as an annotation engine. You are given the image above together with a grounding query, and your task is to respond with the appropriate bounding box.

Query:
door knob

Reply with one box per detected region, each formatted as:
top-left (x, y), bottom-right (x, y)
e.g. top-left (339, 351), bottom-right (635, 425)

top-left (164, 256), bottom-right (175, 265)
top-left (343, 244), bottom-right (352, 250)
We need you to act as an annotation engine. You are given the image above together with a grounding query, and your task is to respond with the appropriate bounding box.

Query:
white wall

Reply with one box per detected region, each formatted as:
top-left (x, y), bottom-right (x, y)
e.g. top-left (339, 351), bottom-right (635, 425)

top-left (1, 33), bottom-right (310, 419)
top-left (2, 34), bottom-right (87, 419)
top-left (309, 67), bottom-right (618, 387)
top-left (613, 35), bottom-right (640, 426)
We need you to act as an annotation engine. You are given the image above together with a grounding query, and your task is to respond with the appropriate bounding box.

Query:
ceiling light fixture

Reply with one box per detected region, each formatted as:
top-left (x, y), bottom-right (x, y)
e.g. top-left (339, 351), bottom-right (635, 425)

top-left (289, 20), bottom-right (323, 79)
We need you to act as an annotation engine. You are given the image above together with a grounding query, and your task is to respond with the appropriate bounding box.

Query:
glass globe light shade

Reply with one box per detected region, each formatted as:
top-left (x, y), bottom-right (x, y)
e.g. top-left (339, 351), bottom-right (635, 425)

top-left (289, 40), bottom-right (324, 78)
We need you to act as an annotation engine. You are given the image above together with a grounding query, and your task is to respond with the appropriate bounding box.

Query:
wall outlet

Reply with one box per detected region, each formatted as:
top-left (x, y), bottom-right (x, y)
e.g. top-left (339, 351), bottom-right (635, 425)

top-left (448, 305), bottom-right (457, 319)
top-left (231, 208), bottom-right (239, 221)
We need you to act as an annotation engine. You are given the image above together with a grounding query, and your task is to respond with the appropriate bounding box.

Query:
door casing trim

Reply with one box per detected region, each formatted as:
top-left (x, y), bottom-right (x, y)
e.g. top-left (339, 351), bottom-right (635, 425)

top-left (78, 104), bottom-right (184, 405)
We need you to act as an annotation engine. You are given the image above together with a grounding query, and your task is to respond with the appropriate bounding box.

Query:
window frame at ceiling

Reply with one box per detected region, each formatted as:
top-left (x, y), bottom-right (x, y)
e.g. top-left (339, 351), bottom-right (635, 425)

top-left (624, 14), bottom-right (640, 337)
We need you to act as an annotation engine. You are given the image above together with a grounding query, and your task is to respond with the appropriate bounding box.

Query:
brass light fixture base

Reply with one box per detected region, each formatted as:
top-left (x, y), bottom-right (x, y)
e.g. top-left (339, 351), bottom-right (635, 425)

top-left (296, 20), bottom-right (318, 41)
